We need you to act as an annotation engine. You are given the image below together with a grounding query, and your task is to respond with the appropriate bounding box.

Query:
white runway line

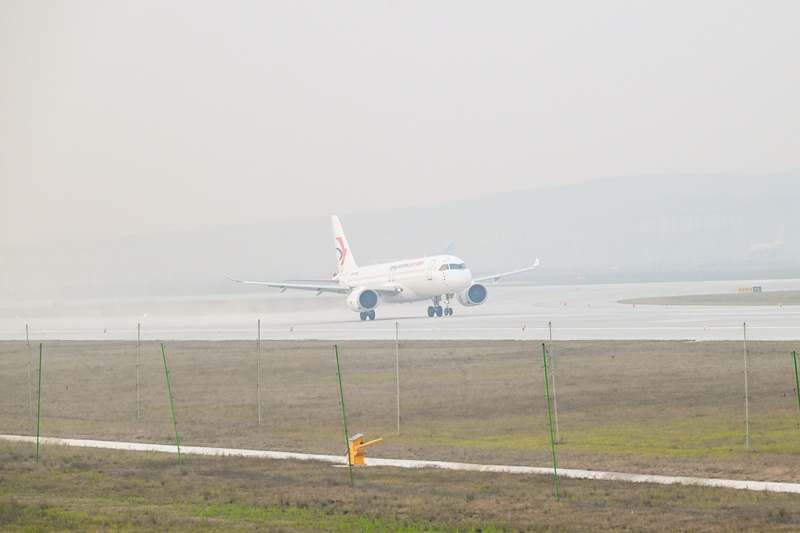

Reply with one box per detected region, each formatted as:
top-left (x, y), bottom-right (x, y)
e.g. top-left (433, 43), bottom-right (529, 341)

top-left (3, 434), bottom-right (800, 494)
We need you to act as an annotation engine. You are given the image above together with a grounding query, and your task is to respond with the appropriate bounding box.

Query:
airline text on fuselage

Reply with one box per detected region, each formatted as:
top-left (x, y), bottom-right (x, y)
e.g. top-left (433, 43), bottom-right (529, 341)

top-left (389, 261), bottom-right (426, 271)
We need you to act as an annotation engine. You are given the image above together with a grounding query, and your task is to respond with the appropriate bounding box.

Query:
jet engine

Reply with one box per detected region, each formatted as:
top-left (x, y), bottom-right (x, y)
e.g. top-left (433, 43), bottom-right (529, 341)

top-left (346, 287), bottom-right (379, 312)
top-left (456, 283), bottom-right (488, 306)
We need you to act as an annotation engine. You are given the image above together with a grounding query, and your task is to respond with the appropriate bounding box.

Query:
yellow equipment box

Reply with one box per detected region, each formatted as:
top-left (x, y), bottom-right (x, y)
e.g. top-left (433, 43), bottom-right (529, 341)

top-left (346, 434), bottom-right (383, 466)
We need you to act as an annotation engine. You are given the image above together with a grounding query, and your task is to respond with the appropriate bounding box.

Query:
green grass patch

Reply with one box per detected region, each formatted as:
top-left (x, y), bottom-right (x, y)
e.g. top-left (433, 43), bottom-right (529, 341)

top-left (563, 414), bottom-right (800, 458)
top-left (199, 502), bottom-right (478, 532)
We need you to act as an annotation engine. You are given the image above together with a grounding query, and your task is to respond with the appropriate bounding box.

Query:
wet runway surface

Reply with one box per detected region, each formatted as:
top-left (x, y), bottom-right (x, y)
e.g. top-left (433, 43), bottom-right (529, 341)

top-left (3, 279), bottom-right (800, 342)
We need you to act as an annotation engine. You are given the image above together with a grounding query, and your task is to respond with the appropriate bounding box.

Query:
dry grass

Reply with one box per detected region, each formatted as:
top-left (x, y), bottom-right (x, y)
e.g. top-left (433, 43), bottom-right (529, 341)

top-left (621, 289), bottom-right (800, 306)
top-left (2, 339), bottom-right (800, 531)
top-left (2, 438), bottom-right (800, 532)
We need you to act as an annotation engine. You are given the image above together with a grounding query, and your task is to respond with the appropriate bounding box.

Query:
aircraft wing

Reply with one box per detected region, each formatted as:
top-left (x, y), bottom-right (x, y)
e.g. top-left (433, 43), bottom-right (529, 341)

top-left (226, 276), bottom-right (352, 295)
top-left (473, 259), bottom-right (540, 283)
top-left (226, 276), bottom-right (403, 297)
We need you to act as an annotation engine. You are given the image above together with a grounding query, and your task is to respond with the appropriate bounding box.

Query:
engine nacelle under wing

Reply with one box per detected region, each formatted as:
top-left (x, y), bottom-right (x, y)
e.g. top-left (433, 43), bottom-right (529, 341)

top-left (457, 282), bottom-right (488, 307)
top-left (346, 287), bottom-right (380, 312)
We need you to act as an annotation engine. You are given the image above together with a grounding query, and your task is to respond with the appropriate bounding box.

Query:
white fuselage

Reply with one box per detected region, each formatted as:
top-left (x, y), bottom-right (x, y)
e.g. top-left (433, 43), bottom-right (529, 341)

top-left (337, 255), bottom-right (473, 303)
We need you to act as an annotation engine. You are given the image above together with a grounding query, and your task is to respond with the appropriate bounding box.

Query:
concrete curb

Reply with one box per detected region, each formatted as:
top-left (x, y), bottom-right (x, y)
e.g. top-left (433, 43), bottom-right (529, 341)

top-left (3, 434), bottom-right (800, 494)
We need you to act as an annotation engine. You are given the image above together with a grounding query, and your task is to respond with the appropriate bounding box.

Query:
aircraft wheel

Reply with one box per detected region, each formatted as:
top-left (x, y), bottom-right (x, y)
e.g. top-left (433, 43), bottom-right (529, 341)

top-left (427, 306), bottom-right (435, 317)
top-left (368, 310), bottom-right (376, 320)
top-left (446, 308), bottom-right (453, 316)
top-left (435, 305), bottom-right (443, 317)
top-left (360, 312), bottom-right (368, 321)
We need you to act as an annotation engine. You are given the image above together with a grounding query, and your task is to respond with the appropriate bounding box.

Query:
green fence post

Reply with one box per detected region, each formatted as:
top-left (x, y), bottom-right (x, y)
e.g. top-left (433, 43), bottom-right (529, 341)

top-left (542, 343), bottom-right (560, 501)
top-left (36, 343), bottom-right (42, 462)
top-left (335, 345), bottom-right (354, 486)
top-left (793, 351), bottom-right (800, 430)
top-left (161, 343), bottom-right (183, 474)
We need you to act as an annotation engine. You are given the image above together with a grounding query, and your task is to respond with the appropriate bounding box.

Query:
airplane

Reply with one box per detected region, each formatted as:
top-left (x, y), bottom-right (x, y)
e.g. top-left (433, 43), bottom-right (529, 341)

top-left (227, 215), bottom-right (539, 320)
top-left (749, 225), bottom-right (784, 256)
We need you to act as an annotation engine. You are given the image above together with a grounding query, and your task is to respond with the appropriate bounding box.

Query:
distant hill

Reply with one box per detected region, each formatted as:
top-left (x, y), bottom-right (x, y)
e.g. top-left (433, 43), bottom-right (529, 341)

top-left (2, 173), bottom-right (798, 300)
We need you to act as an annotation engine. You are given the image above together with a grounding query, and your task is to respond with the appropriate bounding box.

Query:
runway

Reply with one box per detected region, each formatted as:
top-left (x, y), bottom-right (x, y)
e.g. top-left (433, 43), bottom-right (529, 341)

top-left (2, 278), bottom-right (800, 342)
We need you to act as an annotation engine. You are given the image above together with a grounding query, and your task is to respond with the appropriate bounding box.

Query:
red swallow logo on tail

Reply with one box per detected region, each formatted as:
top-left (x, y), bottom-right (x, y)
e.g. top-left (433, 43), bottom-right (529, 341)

top-left (336, 237), bottom-right (347, 266)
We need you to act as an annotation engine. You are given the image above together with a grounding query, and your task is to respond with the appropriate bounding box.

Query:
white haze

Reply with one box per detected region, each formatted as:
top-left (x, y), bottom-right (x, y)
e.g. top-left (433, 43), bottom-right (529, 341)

top-left (2, 173), bottom-right (799, 307)
top-left (1, 1), bottom-right (799, 247)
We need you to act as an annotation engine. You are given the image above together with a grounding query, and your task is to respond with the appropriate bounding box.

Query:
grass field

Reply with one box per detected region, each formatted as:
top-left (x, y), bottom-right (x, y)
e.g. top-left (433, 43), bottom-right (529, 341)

top-left (2, 339), bottom-right (800, 531)
top-left (621, 289), bottom-right (800, 307)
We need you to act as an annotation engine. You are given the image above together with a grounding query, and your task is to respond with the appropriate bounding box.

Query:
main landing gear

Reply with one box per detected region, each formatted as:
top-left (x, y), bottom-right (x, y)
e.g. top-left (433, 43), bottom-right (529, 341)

top-left (359, 310), bottom-right (376, 321)
top-left (427, 295), bottom-right (454, 317)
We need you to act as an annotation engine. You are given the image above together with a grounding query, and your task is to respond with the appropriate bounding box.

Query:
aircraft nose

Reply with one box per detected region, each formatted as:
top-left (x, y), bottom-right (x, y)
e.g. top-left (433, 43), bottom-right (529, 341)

top-left (452, 268), bottom-right (472, 287)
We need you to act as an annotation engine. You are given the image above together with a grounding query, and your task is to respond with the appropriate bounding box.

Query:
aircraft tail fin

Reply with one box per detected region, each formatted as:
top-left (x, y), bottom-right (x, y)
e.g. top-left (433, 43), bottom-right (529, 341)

top-left (331, 215), bottom-right (358, 274)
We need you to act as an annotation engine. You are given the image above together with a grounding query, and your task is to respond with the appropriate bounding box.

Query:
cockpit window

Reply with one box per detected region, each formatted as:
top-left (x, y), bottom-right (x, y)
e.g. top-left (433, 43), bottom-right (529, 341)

top-left (439, 264), bottom-right (449, 271)
top-left (448, 263), bottom-right (467, 270)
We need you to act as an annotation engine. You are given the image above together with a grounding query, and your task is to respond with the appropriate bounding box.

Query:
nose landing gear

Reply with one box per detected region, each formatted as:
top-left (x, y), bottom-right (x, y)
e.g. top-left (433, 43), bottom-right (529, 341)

top-left (427, 295), bottom-right (454, 317)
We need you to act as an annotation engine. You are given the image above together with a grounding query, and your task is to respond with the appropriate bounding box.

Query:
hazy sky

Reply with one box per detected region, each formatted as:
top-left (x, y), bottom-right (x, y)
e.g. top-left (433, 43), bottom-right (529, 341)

top-left (2, 1), bottom-right (798, 246)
